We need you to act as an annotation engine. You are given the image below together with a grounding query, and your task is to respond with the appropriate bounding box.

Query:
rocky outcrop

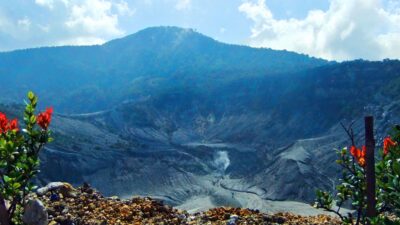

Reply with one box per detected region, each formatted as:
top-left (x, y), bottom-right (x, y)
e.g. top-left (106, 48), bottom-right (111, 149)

top-left (32, 183), bottom-right (341, 225)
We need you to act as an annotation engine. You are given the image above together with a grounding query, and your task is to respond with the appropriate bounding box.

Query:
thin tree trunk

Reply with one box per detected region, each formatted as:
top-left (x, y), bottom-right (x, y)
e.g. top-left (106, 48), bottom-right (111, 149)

top-left (0, 195), bottom-right (10, 225)
top-left (365, 116), bottom-right (377, 224)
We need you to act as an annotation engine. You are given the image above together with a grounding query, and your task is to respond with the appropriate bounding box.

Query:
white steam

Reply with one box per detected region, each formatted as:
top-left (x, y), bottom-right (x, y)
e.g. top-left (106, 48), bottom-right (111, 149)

top-left (214, 151), bottom-right (230, 173)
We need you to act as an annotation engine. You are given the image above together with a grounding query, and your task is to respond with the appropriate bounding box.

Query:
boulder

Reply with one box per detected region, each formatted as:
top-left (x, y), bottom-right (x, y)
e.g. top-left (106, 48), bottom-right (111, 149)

top-left (227, 214), bottom-right (239, 225)
top-left (22, 199), bottom-right (48, 225)
top-left (37, 182), bottom-right (77, 198)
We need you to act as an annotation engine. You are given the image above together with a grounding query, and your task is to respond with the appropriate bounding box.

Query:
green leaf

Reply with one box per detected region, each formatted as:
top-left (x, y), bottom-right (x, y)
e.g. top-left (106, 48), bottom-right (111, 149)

top-left (30, 115), bottom-right (36, 124)
top-left (3, 175), bottom-right (11, 183)
top-left (32, 96), bottom-right (38, 106)
top-left (12, 182), bottom-right (21, 189)
top-left (28, 91), bottom-right (35, 101)
top-left (393, 161), bottom-right (400, 175)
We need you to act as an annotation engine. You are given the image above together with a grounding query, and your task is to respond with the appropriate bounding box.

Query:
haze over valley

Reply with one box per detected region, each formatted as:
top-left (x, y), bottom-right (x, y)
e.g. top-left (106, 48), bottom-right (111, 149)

top-left (1, 26), bottom-right (400, 214)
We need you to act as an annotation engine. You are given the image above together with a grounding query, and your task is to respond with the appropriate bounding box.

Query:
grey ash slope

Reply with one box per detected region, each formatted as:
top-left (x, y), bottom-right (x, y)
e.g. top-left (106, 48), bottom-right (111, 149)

top-left (34, 81), bottom-right (400, 214)
top-left (38, 59), bottom-right (400, 203)
top-left (1, 27), bottom-right (400, 214)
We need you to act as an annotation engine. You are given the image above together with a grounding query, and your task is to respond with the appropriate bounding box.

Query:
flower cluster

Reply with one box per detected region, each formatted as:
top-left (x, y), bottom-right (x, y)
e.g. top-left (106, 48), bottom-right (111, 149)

top-left (37, 107), bottom-right (53, 130)
top-left (350, 145), bottom-right (366, 167)
top-left (383, 136), bottom-right (396, 156)
top-left (1, 107), bottom-right (53, 134)
top-left (0, 112), bottom-right (19, 134)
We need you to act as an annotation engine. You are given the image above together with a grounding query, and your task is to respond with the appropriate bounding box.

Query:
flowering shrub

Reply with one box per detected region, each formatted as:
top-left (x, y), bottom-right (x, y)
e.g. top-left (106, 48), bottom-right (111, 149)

top-left (376, 134), bottom-right (400, 217)
top-left (0, 92), bottom-right (53, 225)
top-left (315, 125), bottom-right (400, 225)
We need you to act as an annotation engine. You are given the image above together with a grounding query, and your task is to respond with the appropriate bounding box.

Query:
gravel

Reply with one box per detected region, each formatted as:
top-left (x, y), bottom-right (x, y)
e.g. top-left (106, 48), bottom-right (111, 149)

top-left (31, 183), bottom-right (342, 225)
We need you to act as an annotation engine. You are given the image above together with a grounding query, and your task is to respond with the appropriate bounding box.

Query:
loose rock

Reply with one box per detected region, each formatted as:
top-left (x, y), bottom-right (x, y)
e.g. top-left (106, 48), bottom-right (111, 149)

top-left (22, 199), bottom-right (48, 225)
top-left (32, 183), bottom-right (343, 225)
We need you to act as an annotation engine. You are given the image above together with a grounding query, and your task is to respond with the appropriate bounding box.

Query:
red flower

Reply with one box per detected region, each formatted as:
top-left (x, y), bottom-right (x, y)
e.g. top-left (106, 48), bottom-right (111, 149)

top-left (361, 145), bottom-right (366, 158)
top-left (6, 119), bottom-right (18, 132)
top-left (0, 112), bottom-right (7, 134)
top-left (0, 112), bottom-right (19, 134)
top-left (383, 137), bottom-right (396, 156)
top-left (358, 157), bottom-right (366, 167)
top-left (37, 107), bottom-right (53, 130)
top-left (350, 146), bottom-right (357, 157)
top-left (349, 145), bottom-right (366, 167)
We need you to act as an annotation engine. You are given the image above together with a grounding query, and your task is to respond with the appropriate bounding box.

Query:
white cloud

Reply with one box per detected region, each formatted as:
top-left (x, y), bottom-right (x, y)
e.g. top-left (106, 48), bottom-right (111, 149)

top-left (35, 0), bottom-right (55, 9)
top-left (0, 13), bottom-right (11, 33)
top-left (387, 0), bottom-right (400, 14)
top-left (115, 0), bottom-right (135, 16)
top-left (175, 0), bottom-right (191, 11)
top-left (37, 24), bottom-right (50, 33)
top-left (0, 15), bottom-right (32, 44)
top-left (17, 18), bottom-right (31, 30)
top-left (0, 0), bottom-right (134, 51)
top-left (65, 0), bottom-right (123, 36)
top-left (239, 0), bottom-right (400, 61)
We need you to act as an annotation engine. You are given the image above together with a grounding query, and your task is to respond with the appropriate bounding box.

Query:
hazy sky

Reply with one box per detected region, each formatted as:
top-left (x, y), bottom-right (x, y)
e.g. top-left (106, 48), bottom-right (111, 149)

top-left (0, 0), bottom-right (399, 61)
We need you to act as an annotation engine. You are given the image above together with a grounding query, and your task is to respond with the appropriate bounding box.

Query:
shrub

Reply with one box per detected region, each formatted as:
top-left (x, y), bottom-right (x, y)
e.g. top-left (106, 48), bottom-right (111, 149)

top-left (0, 92), bottom-right (53, 225)
top-left (315, 123), bottom-right (400, 225)
top-left (376, 131), bottom-right (400, 216)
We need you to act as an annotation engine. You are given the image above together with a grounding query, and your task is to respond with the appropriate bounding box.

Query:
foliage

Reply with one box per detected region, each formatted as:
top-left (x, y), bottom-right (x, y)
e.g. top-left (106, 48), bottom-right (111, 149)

top-left (0, 92), bottom-right (53, 225)
top-left (376, 128), bottom-right (400, 216)
top-left (315, 146), bottom-right (367, 224)
top-left (314, 125), bottom-right (400, 225)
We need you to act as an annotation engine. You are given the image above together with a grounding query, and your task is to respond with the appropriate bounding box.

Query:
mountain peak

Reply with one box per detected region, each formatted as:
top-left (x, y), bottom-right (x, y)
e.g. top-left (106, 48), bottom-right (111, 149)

top-left (104, 26), bottom-right (213, 48)
top-left (136, 26), bottom-right (197, 35)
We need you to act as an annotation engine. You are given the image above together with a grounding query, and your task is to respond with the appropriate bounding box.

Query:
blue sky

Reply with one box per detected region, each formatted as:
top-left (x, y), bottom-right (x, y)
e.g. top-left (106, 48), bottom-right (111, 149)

top-left (0, 0), bottom-right (399, 61)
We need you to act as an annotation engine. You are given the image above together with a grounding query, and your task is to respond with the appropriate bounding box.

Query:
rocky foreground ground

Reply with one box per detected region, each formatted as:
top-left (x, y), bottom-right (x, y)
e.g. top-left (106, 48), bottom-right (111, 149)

top-left (28, 182), bottom-right (341, 225)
